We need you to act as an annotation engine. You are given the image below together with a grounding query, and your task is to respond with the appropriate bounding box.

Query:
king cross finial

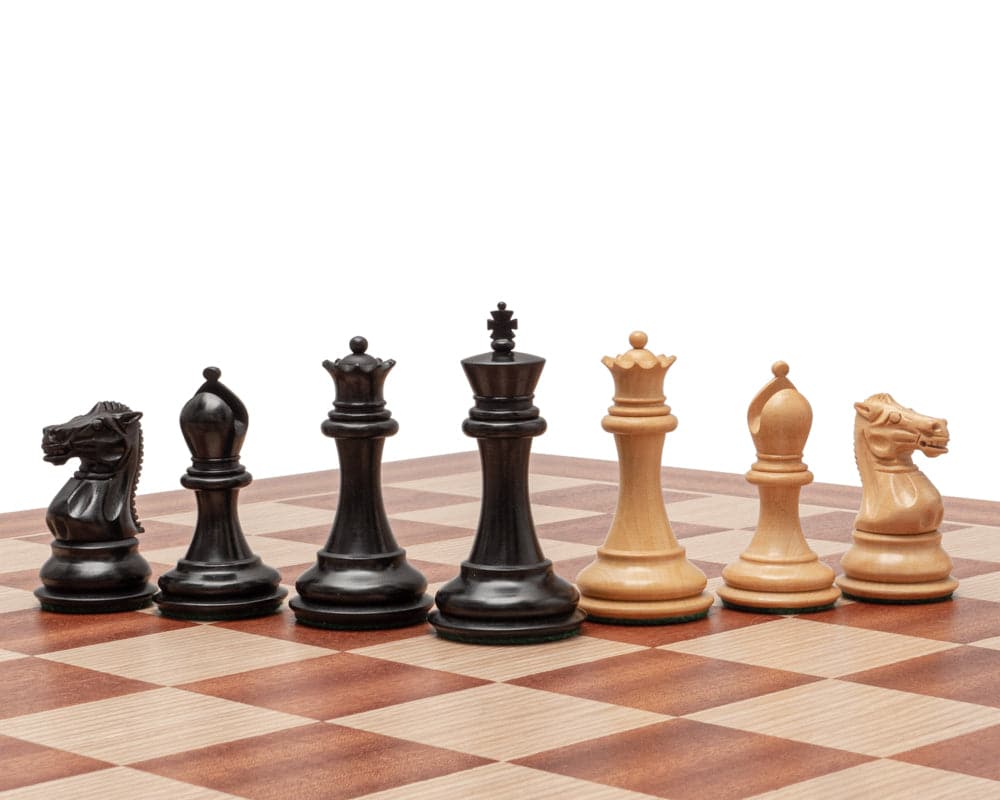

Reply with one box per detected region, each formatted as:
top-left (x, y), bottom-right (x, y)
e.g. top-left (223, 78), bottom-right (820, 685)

top-left (487, 301), bottom-right (517, 360)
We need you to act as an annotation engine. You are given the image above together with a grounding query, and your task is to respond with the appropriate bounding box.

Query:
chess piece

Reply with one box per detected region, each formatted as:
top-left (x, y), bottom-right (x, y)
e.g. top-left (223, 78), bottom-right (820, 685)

top-left (837, 393), bottom-right (957, 602)
top-left (154, 368), bottom-right (287, 620)
top-left (717, 362), bottom-right (840, 613)
top-left (575, 332), bottom-right (712, 623)
top-left (428, 302), bottom-right (585, 644)
top-left (291, 338), bottom-right (431, 629)
top-left (37, 402), bottom-right (156, 612)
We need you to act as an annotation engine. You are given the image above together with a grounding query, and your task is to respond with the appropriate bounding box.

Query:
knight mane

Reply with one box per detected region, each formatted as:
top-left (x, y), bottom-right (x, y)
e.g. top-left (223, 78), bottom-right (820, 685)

top-left (90, 401), bottom-right (144, 533)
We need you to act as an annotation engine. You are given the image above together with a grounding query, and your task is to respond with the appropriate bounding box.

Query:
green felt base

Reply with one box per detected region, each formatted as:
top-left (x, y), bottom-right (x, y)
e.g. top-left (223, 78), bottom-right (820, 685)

top-left (586, 609), bottom-right (711, 626)
top-left (839, 591), bottom-right (954, 605)
top-left (721, 600), bottom-right (836, 615)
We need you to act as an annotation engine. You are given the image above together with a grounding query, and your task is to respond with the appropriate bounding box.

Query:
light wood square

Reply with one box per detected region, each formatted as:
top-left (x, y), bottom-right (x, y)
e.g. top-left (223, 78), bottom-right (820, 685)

top-left (0, 687), bottom-right (312, 763)
top-left (955, 571), bottom-right (1000, 603)
top-left (39, 625), bottom-right (332, 685)
top-left (687, 679), bottom-right (1000, 757)
top-left (0, 649), bottom-right (28, 663)
top-left (353, 762), bottom-right (663, 800)
top-left (680, 529), bottom-right (847, 564)
top-left (149, 502), bottom-right (331, 536)
top-left (0, 539), bottom-right (51, 573)
top-left (667, 495), bottom-right (829, 530)
top-left (944, 526), bottom-right (1000, 562)
top-left (390, 501), bottom-right (600, 530)
top-left (661, 617), bottom-right (957, 677)
top-left (746, 759), bottom-right (1000, 799)
top-left (387, 472), bottom-right (603, 498)
top-left (0, 585), bottom-right (39, 613)
top-left (405, 535), bottom-right (594, 566)
top-left (0, 767), bottom-right (245, 800)
top-left (332, 683), bottom-right (666, 760)
top-left (351, 634), bottom-right (645, 682)
top-left (144, 534), bottom-right (319, 569)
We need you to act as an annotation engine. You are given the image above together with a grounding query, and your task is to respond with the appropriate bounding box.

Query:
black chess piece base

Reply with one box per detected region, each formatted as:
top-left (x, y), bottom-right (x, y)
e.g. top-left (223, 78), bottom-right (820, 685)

top-left (291, 550), bottom-right (432, 630)
top-left (429, 560), bottom-right (586, 644)
top-left (35, 538), bottom-right (155, 613)
top-left (154, 557), bottom-right (288, 621)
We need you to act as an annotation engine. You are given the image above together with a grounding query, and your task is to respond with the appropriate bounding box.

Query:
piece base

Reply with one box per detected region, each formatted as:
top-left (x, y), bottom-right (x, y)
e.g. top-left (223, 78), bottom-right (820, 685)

top-left (35, 584), bottom-right (156, 614)
top-left (715, 584), bottom-right (841, 615)
top-left (153, 588), bottom-right (288, 621)
top-left (290, 594), bottom-right (432, 630)
top-left (427, 609), bottom-right (585, 645)
top-left (577, 592), bottom-right (714, 625)
top-left (836, 575), bottom-right (958, 604)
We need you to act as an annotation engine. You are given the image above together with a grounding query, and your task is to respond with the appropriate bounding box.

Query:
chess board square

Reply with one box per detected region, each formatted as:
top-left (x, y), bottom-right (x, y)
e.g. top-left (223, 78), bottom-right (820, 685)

top-left (0, 766), bottom-right (243, 799)
top-left (661, 617), bottom-right (957, 677)
top-left (139, 519), bottom-right (204, 548)
top-left (149, 501), bottom-right (333, 536)
top-left (582, 606), bottom-right (776, 647)
top-left (352, 762), bottom-right (664, 800)
top-left (134, 722), bottom-right (489, 800)
top-left (842, 645), bottom-right (1000, 707)
top-left (667, 495), bottom-right (829, 529)
top-left (215, 611), bottom-right (428, 650)
top-left (956, 570), bottom-right (1000, 602)
top-left (0, 508), bottom-right (48, 539)
top-left (144, 534), bottom-right (319, 569)
top-left (387, 471), bottom-right (602, 498)
top-left (534, 513), bottom-right (614, 545)
top-left (352, 633), bottom-right (645, 681)
top-left (678, 529), bottom-right (847, 564)
top-left (0, 585), bottom-right (37, 613)
top-left (0, 649), bottom-right (27, 664)
top-left (0, 657), bottom-right (155, 718)
top-left (38, 625), bottom-right (333, 685)
top-left (389, 501), bottom-right (601, 530)
top-left (333, 683), bottom-right (666, 760)
top-left (969, 635), bottom-right (1000, 652)
top-left (0, 539), bottom-right (51, 573)
top-left (0, 568), bottom-right (44, 592)
top-left (404, 534), bottom-right (595, 566)
top-left (0, 736), bottom-right (111, 793)
top-left (686, 679), bottom-right (1000, 757)
top-left (809, 596), bottom-right (1000, 643)
top-left (516, 718), bottom-right (871, 800)
top-left (0, 608), bottom-right (194, 655)
top-left (745, 759), bottom-right (1000, 799)
top-left (944, 525), bottom-right (1000, 562)
top-left (0, 687), bottom-right (313, 763)
top-left (895, 723), bottom-right (1000, 782)
top-left (511, 649), bottom-right (820, 716)
top-left (530, 483), bottom-right (704, 514)
top-left (799, 510), bottom-right (858, 542)
top-left (181, 652), bottom-right (488, 719)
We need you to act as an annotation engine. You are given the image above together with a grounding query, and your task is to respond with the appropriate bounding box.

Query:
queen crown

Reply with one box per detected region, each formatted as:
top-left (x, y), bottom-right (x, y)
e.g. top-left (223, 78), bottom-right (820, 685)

top-left (603, 332), bottom-right (677, 416)
top-left (324, 337), bottom-right (395, 417)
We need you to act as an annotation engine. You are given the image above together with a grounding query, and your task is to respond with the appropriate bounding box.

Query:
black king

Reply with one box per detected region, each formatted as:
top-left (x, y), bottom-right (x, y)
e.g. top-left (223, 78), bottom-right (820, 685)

top-left (428, 302), bottom-right (585, 644)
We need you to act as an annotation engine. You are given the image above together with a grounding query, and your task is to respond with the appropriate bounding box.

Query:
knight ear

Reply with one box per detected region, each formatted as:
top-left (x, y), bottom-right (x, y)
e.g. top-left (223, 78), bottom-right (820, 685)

top-left (854, 402), bottom-right (873, 420)
top-left (116, 411), bottom-right (143, 427)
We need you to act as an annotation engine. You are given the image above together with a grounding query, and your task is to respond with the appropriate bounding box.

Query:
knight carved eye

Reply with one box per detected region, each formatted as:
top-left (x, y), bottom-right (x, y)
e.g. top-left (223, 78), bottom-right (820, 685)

top-left (888, 411), bottom-right (902, 424)
top-left (91, 419), bottom-right (104, 431)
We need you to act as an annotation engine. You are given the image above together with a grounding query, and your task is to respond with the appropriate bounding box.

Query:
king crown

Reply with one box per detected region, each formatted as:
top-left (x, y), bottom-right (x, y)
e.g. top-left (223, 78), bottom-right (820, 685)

top-left (487, 301), bottom-right (517, 361)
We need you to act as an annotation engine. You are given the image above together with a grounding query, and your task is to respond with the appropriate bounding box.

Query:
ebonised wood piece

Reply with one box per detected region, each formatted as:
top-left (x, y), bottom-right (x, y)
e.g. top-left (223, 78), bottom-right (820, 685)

top-left (290, 337), bottom-right (431, 629)
top-left (153, 367), bottom-right (287, 620)
top-left (37, 402), bottom-right (156, 612)
top-left (428, 303), bottom-right (585, 643)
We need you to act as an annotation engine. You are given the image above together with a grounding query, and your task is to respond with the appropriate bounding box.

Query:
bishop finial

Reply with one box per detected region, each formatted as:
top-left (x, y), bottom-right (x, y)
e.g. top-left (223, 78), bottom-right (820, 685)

top-left (487, 301), bottom-right (518, 361)
top-left (203, 366), bottom-right (222, 382)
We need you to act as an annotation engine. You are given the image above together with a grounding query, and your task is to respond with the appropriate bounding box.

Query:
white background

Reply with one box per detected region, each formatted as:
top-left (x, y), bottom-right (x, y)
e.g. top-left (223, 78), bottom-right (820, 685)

top-left (1, 2), bottom-right (997, 513)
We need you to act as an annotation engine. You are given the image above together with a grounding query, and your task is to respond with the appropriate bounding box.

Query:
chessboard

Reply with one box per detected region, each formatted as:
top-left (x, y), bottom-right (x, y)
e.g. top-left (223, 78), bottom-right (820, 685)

top-left (2, 452), bottom-right (999, 799)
